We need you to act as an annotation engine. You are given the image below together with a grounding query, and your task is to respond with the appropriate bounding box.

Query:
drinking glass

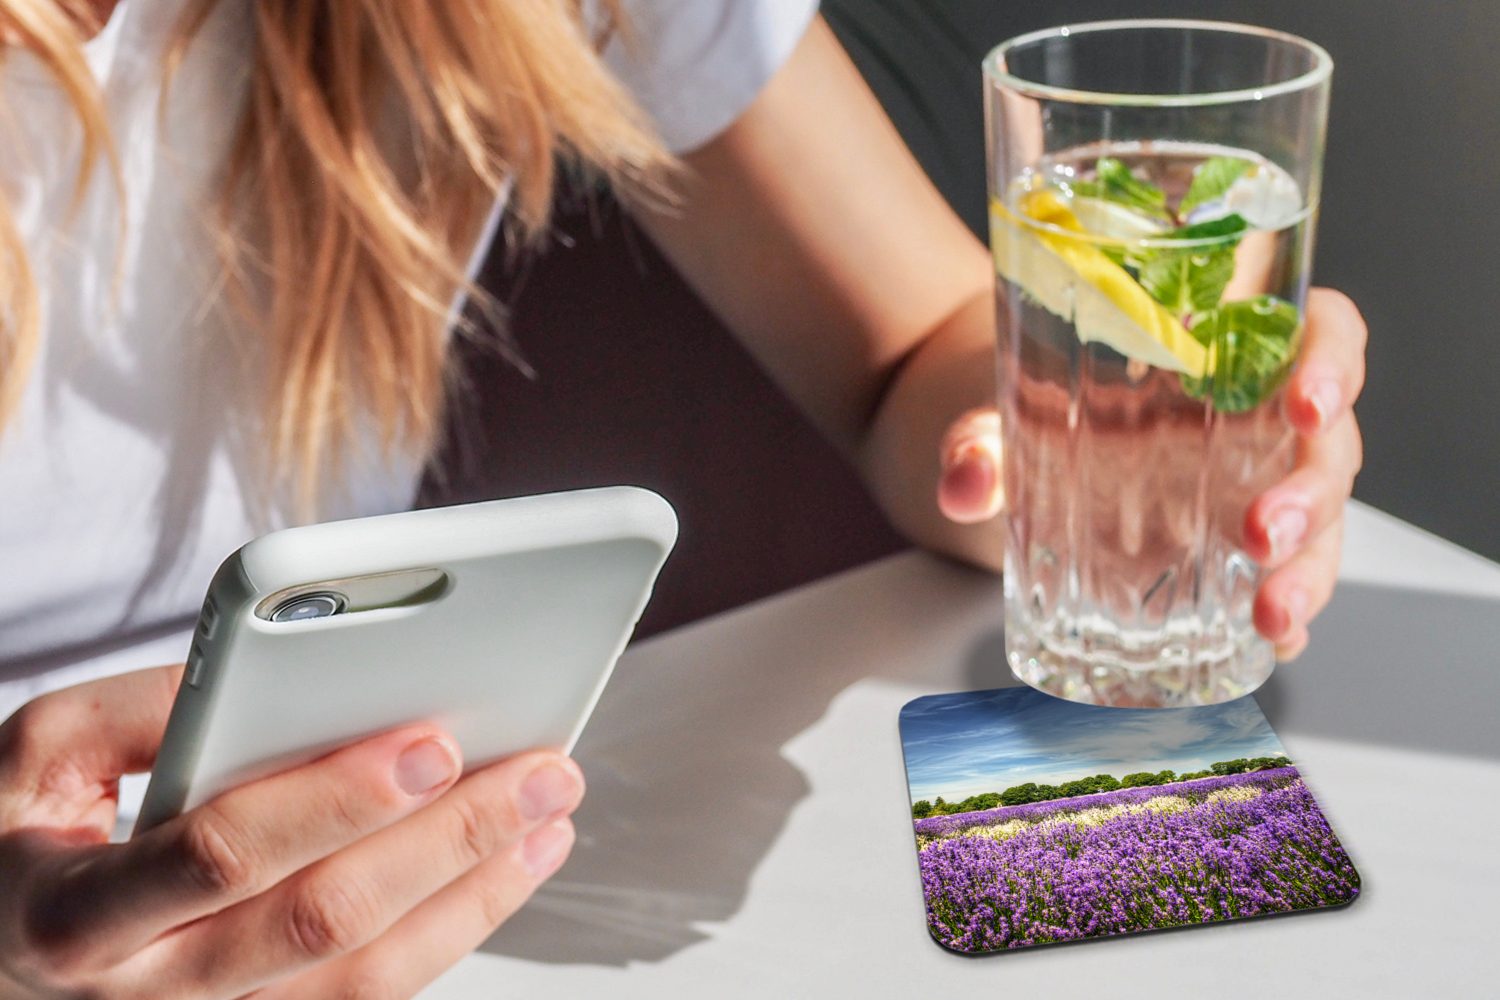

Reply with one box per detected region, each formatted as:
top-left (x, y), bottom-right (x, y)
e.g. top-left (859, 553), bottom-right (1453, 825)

top-left (985, 20), bottom-right (1332, 706)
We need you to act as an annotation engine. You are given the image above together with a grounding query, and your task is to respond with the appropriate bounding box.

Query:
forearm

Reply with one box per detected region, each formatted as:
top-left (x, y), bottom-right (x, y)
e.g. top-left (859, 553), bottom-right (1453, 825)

top-left (856, 287), bottom-right (1004, 572)
top-left (629, 14), bottom-right (1007, 572)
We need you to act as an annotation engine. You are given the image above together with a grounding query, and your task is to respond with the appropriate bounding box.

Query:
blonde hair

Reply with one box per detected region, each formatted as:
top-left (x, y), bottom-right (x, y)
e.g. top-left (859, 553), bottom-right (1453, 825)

top-left (0, 0), bottom-right (671, 508)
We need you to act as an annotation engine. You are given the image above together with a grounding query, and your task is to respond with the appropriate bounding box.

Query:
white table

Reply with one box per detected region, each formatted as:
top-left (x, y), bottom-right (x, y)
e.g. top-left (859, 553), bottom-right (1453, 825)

top-left (429, 501), bottom-right (1500, 998)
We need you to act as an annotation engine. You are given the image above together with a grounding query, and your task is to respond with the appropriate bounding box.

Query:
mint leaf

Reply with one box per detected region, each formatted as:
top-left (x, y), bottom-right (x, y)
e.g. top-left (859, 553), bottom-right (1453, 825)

top-left (1134, 214), bottom-right (1249, 315)
top-left (1138, 248), bottom-right (1236, 315)
top-left (1170, 214), bottom-right (1251, 242)
top-left (1179, 156), bottom-right (1253, 217)
top-left (1180, 296), bottom-right (1301, 412)
top-left (1072, 157), bottom-right (1170, 220)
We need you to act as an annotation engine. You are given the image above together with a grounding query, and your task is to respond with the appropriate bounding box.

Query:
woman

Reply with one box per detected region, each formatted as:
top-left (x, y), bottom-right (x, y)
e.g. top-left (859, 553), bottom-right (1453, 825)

top-left (0, 1), bottom-right (1365, 996)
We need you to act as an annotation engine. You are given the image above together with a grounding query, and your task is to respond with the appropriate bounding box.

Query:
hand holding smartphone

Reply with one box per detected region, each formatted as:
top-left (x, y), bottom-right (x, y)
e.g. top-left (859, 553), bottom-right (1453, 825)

top-left (135, 485), bottom-right (677, 833)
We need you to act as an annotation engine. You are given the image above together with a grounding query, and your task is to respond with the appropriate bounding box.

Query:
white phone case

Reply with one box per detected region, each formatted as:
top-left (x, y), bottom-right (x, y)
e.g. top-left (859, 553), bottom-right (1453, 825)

top-left (134, 486), bottom-right (677, 834)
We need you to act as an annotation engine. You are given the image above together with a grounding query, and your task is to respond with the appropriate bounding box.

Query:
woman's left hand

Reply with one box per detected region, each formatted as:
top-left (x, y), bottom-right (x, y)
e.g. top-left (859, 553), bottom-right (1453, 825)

top-left (632, 17), bottom-right (1365, 648)
top-left (938, 286), bottom-right (1367, 661)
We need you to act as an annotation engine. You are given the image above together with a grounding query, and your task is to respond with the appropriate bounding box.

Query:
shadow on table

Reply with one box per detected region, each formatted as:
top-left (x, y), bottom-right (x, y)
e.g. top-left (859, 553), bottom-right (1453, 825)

top-left (481, 563), bottom-right (1497, 969)
top-left (961, 580), bottom-right (1500, 761)
top-left (480, 554), bottom-right (999, 968)
top-left (1255, 581), bottom-right (1500, 760)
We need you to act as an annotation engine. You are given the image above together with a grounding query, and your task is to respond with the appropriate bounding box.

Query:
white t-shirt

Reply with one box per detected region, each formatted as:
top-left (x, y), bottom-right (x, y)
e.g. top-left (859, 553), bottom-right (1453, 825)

top-left (0, 0), bottom-right (819, 722)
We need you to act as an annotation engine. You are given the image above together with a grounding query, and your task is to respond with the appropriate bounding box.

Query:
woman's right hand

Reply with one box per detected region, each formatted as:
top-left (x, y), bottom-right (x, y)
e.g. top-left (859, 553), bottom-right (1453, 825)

top-left (0, 664), bottom-right (583, 999)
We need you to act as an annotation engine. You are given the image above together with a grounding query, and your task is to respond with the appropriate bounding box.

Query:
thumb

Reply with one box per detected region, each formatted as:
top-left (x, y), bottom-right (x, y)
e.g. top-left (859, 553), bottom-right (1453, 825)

top-left (2, 664), bottom-right (183, 792)
top-left (937, 408), bottom-right (1003, 525)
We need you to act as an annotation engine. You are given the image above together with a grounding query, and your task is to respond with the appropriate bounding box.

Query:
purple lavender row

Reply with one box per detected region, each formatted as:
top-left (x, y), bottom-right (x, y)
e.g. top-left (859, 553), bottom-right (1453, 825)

top-left (914, 767), bottom-right (1303, 838)
top-left (918, 770), bottom-right (1359, 951)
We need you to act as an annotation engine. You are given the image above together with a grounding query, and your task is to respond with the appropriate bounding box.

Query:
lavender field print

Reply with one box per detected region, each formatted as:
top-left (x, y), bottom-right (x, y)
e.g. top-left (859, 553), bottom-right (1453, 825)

top-left (899, 688), bottom-right (1359, 954)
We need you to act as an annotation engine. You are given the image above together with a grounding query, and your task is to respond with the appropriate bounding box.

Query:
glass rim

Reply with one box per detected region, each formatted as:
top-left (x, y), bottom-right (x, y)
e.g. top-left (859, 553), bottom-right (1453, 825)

top-left (983, 19), bottom-right (1332, 108)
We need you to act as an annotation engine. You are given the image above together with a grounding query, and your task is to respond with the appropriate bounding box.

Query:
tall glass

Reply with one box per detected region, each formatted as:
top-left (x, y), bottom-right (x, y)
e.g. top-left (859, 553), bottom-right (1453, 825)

top-left (985, 21), bottom-right (1332, 707)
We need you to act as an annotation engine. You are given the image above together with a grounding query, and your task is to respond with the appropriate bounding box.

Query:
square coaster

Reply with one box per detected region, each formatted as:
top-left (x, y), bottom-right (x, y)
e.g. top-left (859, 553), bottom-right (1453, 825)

top-left (899, 687), bottom-right (1360, 954)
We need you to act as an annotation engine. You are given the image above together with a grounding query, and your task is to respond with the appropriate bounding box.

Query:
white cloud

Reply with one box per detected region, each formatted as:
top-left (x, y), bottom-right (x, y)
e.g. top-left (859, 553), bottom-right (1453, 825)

top-left (903, 691), bottom-right (1289, 803)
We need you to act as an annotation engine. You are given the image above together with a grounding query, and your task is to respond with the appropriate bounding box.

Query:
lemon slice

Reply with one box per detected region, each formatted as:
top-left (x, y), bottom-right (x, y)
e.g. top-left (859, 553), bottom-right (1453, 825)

top-left (1069, 196), bottom-right (1166, 241)
top-left (990, 191), bottom-right (1208, 377)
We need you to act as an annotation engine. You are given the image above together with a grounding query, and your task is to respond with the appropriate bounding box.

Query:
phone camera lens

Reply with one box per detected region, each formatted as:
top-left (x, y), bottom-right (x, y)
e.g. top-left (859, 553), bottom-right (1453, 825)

top-left (269, 592), bottom-right (346, 623)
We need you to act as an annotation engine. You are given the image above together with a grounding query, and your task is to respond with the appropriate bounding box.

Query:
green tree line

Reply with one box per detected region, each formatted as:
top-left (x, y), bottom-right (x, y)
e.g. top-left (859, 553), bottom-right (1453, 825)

top-left (911, 755), bottom-right (1292, 819)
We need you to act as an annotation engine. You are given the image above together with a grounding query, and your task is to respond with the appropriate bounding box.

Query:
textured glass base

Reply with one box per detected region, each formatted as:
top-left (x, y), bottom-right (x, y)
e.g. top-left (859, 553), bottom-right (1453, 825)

top-left (1007, 624), bottom-right (1275, 708)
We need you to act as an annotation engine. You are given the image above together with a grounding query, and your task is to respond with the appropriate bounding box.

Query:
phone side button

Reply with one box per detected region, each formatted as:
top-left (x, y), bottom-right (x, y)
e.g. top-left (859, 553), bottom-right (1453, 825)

top-left (185, 643), bottom-right (205, 688)
top-left (197, 598), bottom-right (219, 639)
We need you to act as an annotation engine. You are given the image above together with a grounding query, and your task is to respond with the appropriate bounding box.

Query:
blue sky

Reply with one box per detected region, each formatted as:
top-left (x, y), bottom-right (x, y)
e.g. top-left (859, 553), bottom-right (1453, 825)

top-left (899, 687), bottom-right (1286, 803)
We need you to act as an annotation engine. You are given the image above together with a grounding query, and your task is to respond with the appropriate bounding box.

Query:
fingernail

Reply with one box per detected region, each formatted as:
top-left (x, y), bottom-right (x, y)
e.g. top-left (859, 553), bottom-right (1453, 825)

top-left (395, 738), bottom-right (459, 796)
top-left (942, 440), bottom-right (990, 476)
top-left (1283, 588), bottom-right (1310, 630)
top-left (1307, 379), bottom-right (1341, 429)
top-left (1265, 505), bottom-right (1308, 561)
top-left (522, 820), bottom-right (575, 878)
top-left (940, 443), bottom-right (1001, 522)
top-left (519, 761), bottom-right (583, 822)
top-left (954, 445), bottom-right (996, 492)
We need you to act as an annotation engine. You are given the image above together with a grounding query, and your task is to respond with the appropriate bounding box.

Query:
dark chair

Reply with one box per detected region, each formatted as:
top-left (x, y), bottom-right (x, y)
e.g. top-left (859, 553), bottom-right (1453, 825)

top-left (418, 196), bottom-right (906, 638)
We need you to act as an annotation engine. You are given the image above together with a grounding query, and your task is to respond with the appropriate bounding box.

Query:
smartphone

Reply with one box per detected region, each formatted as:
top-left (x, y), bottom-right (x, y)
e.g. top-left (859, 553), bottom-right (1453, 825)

top-left (133, 486), bottom-right (677, 834)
